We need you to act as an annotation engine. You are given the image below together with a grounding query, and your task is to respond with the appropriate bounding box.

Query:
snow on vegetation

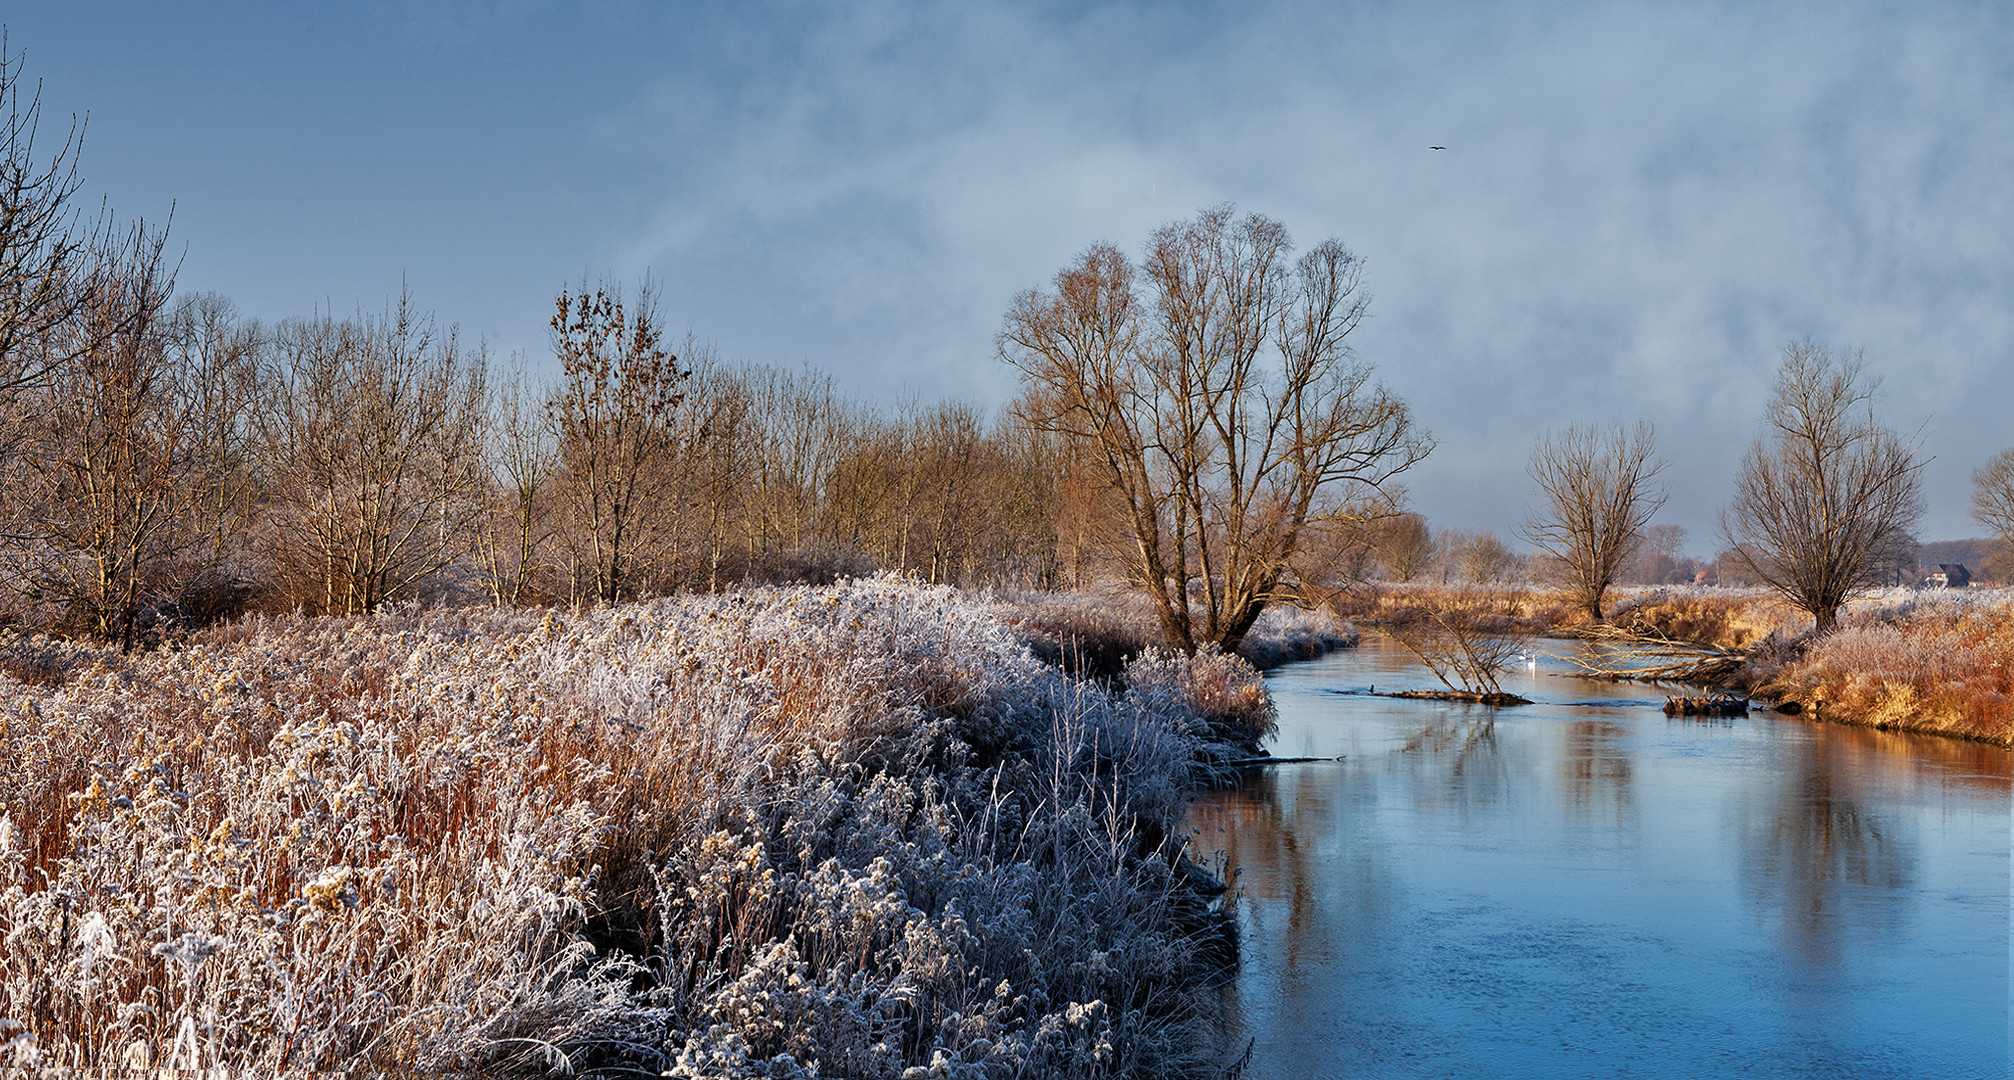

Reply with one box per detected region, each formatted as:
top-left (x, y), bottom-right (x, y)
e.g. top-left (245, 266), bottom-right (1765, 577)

top-left (0, 577), bottom-right (1266, 1076)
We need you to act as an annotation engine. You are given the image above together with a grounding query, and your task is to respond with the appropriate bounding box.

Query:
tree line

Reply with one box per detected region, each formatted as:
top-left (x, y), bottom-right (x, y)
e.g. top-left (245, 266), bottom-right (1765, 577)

top-left (10, 40), bottom-right (2012, 653)
top-left (0, 277), bottom-right (1083, 640)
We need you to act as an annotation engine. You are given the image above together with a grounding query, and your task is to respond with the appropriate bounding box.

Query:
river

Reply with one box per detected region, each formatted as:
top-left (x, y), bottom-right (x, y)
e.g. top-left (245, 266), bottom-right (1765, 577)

top-left (1189, 635), bottom-right (2011, 1079)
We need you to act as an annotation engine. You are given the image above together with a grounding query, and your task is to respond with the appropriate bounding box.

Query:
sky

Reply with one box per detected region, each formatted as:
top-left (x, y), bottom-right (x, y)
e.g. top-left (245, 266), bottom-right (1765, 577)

top-left (8, 1), bottom-right (2011, 551)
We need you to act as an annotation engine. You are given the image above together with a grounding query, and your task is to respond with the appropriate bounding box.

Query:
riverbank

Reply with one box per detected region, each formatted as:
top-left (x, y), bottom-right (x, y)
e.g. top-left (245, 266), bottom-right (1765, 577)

top-left (1332, 582), bottom-right (2014, 748)
top-left (1742, 588), bottom-right (2014, 746)
top-left (0, 578), bottom-right (1268, 1076)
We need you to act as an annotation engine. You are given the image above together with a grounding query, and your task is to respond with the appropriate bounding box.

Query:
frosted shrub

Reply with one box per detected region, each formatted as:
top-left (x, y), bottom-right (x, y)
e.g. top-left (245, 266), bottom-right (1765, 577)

top-left (1765, 587), bottom-right (2014, 744)
top-left (987, 588), bottom-right (1354, 673)
top-left (1234, 605), bottom-right (1358, 669)
top-left (1124, 649), bottom-right (1276, 766)
top-left (0, 576), bottom-right (1243, 1075)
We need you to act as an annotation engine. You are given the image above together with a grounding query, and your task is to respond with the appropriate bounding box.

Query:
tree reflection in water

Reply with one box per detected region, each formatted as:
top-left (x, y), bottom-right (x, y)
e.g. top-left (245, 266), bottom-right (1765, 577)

top-left (1734, 731), bottom-right (1914, 967)
top-left (1559, 719), bottom-right (1636, 829)
top-left (1398, 710), bottom-right (1505, 809)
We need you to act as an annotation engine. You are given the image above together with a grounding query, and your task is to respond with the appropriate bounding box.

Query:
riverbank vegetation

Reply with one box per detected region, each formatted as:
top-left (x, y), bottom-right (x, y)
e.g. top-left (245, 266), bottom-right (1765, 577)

top-left (0, 578), bottom-right (1280, 1074)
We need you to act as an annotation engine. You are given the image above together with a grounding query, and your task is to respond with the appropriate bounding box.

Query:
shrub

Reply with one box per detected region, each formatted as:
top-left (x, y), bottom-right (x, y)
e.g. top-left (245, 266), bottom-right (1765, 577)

top-left (1760, 589), bottom-right (2014, 745)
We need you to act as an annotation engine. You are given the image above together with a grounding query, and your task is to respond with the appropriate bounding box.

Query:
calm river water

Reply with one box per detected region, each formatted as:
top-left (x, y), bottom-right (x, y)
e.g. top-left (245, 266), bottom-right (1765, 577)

top-left (1190, 636), bottom-right (2011, 1079)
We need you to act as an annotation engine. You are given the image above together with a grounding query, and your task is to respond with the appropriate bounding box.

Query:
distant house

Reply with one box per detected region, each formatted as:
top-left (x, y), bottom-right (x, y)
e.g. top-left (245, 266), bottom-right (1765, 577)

top-left (1926, 564), bottom-right (1972, 589)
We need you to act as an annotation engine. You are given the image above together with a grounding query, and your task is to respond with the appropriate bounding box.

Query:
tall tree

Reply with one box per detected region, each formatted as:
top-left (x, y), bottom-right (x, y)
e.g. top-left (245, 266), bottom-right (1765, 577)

top-left (1721, 341), bottom-right (1923, 633)
top-left (1001, 206), bottom-right (1430, 653)
top-left (545, 279), bottom-right (684, 604)
top-left (166, 293), bottom-right (268, 618)
top-left (1522, 421), bottom-right (1665, 621)
top-left (1973, 447), bottom-right (2014, 582)
top-left (476, 357), bottom-right (558, 606)
top-left (0, 38), bottom-right (99, 398)
top-left (260, 293), bottom-right (490, 615)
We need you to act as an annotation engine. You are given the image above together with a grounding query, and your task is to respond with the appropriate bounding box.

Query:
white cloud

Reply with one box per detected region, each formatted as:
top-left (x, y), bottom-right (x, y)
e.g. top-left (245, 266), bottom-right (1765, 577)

top-left (596, 0), bottom-right (2014, 543)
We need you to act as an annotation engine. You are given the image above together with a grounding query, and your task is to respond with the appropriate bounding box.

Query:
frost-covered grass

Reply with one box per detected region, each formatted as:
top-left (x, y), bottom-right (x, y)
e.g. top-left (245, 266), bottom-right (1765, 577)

top-left (0, 577), bottom-right (1261, 1076)
top-left (1604, 585), bottom-right (1809, 649)
top-left (1339, 582), bottom-right (1806, 649)
top-left (1760, 587), bottom-right (2014, 746)
top-left (1332, 583), bottom-right (1581, 636)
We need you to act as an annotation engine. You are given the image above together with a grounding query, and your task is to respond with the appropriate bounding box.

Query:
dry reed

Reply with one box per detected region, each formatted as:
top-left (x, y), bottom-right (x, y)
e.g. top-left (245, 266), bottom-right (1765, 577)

top-left (1, 577), bottom-right (1256, 1076)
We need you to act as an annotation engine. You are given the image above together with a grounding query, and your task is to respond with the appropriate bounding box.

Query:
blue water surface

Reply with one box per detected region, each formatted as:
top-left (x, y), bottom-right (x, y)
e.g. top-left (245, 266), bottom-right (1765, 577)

top-left (1190, 636), bottom-right (2011, 1079)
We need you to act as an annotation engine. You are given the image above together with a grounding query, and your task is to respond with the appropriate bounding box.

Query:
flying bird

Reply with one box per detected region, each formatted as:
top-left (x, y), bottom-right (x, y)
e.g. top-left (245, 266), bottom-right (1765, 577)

top-left (1429, 145), bottom-right (1447, 151)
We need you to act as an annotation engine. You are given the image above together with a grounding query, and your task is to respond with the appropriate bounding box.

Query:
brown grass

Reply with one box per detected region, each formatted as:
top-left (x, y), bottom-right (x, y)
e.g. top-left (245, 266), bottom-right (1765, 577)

top-left (1758, 590), bottom-right (2014, 746)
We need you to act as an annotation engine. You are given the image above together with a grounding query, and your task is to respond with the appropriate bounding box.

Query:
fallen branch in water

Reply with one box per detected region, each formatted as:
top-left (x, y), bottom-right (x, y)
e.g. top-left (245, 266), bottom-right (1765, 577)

top-left (1386, 688), bottom-right (1533, 706)
top-left (1561, 622), bottom-right (1752, 683)
top-left (1219, 755), bottom-right (1346, 767)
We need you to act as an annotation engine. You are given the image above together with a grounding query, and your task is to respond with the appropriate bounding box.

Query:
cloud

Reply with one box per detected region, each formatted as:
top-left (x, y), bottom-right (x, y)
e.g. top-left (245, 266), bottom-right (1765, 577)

top-left (597, 0), bottom-right (2013, 544)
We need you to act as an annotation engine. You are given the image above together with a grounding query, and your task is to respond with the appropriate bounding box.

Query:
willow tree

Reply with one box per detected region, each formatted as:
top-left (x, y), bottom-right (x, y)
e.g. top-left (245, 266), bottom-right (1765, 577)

top-left (1522, 421), bottom-right (1666, 621)
top-left (1974, 448), bottom-right (2014, 556)
top-left (1721, 341), bottom-right (1922, 633)
top-left (1000, 206), bottom-right (1431, 653)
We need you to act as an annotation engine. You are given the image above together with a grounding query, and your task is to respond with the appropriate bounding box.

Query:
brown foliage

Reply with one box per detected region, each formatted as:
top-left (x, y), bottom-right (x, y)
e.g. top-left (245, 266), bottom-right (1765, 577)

top-left (1760, 592), bottom-right (2014, 746)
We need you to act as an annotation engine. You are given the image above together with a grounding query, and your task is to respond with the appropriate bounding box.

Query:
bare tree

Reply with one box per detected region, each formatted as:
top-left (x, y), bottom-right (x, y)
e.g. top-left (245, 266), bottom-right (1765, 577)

top-left (1382, 591), bottom-right (1531, 702)
top-left (1444, 528), bottom-right (1521, 585)
top-left (545, 279), bottom-right (685, 604)
top-left (1621, 523), bottom-right (1689, 584)
top-left (1001, 206), bottom-right (1430, 653)
top-left (1721, 341), bottom-right (1923, 633)
top-left (1522, 421), bottom-right (1665, 621)
top-left (165, 292), bottom-right (268, 619)
top-left (1973, 447), bottom-right (2014, 549)
top-left (476, 357), bottom-right (557, 605)
top-left (260, 293), bottom-right (490, 615)
top-left (0, 37), bottom-right (100, 398)
top-left (668, 343), bottom-right (748, 592)
top-left (3, 225), bottom-right (182, 647)
top-left (1372, 511), bottom-right (1434, 582)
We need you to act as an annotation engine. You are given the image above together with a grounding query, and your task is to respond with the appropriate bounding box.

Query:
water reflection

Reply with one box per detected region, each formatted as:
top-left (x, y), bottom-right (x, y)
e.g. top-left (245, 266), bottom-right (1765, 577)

top-left (1558, 719), bottom-right (1636, 830)
top-left (1734, 733), bottom-right (1913, 967)
top-left (1397, 712), bottom-right (1505, 810)
top-left (1197, 637), bottom-right (2012, 1079)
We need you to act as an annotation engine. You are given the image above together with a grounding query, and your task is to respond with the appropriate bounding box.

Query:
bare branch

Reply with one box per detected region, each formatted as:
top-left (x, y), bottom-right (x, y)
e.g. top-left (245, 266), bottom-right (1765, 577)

top-left (999, 207), bottom-right (1432, 653)
top-left (1720, 340), bottom-right (1924, 633)
top-left (1522, 421), bottom-right (1666, 621)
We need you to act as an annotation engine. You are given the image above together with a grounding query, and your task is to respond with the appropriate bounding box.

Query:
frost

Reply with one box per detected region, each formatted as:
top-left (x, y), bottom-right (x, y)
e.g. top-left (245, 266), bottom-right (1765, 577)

top-left (0, 577), bottom-right (1249, 1075)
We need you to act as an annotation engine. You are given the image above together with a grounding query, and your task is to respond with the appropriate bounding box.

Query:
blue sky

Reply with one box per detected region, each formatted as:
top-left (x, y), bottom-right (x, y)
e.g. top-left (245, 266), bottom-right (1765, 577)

top-left (10, 1), bottom-right (2012, 548)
